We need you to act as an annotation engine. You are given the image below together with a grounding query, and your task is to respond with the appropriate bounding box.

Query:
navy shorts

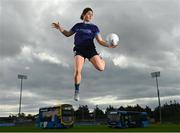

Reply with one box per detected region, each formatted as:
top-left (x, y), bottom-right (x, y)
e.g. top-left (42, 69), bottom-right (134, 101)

top-left (73, 47), bottom-right (99, 60)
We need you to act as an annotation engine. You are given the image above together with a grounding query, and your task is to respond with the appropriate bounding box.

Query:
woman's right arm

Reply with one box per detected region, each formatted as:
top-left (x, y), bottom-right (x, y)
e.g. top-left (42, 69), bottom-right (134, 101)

top-left (51, 22), bottom-right (74, 37)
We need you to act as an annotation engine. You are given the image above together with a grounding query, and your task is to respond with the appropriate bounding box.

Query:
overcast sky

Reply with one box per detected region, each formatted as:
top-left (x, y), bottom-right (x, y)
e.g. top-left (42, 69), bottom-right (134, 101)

top-left (1, 0), bottom-right (180, 117)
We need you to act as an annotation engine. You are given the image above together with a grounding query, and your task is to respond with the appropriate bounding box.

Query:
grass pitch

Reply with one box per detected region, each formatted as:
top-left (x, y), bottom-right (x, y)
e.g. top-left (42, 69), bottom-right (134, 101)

top-left (0, 124), bottom-right (180, 132)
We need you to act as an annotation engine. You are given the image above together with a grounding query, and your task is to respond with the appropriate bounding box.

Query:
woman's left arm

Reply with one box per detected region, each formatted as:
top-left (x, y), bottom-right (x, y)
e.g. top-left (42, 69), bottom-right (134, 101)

top-left (95, 34), bottom-right (116, 48)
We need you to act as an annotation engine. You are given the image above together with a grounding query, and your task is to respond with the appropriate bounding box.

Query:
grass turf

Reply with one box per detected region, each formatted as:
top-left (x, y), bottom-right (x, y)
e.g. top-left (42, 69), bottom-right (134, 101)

top-left (0, 124), bottom-right (180, 132)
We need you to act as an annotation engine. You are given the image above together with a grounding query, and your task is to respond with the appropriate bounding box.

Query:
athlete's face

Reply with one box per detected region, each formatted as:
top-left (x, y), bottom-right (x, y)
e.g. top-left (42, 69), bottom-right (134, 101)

top-left (84, 11), bottom-right (93, 22)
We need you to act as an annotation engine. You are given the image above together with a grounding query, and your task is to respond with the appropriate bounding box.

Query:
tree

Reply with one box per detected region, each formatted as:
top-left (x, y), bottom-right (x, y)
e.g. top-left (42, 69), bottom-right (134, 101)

top-left (145, 106), bottom-right (153, 118)
top-left (134, 104), bottom-right (145, 112)
top-left (105, 105), bottom-right (115, 115)
top-left (93, 105), bottom-right (105, 120)
top-left (75, 105), bottom-right (90, 120)
top-left (118, 106), bottom-right (125, 111)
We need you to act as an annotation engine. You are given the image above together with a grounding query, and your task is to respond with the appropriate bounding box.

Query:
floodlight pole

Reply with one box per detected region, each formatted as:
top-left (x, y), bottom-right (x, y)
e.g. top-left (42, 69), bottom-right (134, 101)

top-left (18, 74), bottom-right (27, 117)
top-left (151, 71), bottom-right (161, 124)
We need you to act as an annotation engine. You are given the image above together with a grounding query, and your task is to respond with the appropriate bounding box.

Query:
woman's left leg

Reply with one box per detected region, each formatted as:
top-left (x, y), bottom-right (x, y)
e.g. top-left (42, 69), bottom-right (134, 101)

top-left (90, 55), bottom-right (105, 71)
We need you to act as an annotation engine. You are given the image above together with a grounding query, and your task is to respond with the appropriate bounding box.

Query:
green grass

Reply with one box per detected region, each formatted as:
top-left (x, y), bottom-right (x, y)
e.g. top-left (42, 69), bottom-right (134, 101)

top-left (0, 124), bottom-right (180, 132)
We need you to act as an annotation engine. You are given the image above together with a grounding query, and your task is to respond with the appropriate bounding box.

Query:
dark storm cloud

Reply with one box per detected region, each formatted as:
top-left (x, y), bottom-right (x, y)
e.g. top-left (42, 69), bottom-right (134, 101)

top-left (0, 0), bottom-right (180, 116)
top-left (0, 0), bottom-right (36, 57)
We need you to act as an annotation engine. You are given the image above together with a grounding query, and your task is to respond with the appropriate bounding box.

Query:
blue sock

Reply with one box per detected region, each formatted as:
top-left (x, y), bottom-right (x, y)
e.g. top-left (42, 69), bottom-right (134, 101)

top-left (75, 84), bottom-right (80, 92)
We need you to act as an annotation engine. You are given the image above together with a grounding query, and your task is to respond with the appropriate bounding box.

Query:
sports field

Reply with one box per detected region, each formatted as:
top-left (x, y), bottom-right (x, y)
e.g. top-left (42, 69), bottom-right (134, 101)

top-left (0, 124), bottom-right (180, 132)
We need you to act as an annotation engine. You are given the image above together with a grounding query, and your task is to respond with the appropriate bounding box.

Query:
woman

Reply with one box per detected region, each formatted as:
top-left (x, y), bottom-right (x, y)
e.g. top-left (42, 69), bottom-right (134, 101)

top-left (52, 7), bottom-right (117, 101)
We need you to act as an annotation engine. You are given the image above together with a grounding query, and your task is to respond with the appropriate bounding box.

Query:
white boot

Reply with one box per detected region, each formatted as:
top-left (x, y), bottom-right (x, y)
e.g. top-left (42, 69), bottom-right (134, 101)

top-left (74, 90), bottom-right (80, 101)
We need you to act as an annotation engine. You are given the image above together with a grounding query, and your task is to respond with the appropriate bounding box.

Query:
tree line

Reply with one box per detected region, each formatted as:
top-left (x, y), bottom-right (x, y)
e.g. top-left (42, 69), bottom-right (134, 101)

top-left (6, 100), bottom-right (180, 123)
top-left (75, 100), bottom-right (180, 123)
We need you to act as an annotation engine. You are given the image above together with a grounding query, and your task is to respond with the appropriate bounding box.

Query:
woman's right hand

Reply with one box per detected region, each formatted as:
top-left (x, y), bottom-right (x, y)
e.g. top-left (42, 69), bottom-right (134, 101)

top-left (51, 22), bottom-right (64, 32)
top-left (51, 22), bottom-right (60, 29)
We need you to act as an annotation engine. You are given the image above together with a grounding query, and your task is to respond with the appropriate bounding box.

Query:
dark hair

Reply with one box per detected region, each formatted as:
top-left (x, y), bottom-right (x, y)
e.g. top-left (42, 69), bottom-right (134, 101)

top-left (80, 7), bottom-right (93, 20)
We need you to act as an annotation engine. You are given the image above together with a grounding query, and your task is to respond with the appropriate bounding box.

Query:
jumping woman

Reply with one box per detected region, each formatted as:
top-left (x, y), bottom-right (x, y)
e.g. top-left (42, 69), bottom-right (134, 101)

top-left (52, 7), bottom-right (117, 101)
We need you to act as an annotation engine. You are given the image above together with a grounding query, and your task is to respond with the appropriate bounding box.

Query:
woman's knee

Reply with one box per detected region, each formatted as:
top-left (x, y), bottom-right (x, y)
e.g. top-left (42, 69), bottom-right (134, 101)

top-left (97, 64), bottom-right (105, 71)
top-left (74, 70), bottom-right (82, 76)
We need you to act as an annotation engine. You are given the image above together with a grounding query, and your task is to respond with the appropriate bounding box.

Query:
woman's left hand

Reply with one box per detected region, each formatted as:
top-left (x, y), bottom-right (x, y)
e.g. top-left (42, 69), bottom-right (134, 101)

top-left (108, 43), bottom-right (118, 48)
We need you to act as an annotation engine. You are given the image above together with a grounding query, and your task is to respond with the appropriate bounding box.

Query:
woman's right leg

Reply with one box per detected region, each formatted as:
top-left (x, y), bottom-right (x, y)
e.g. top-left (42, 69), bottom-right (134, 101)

top-left (74, 55), bottom-right (85, 101)
top-left (74, 55), bottom-right (85, 84)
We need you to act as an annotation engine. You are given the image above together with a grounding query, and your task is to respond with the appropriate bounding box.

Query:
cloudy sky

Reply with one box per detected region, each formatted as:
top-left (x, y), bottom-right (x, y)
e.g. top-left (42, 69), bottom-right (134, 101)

top-left (1, 0), bottom-right (180, 116)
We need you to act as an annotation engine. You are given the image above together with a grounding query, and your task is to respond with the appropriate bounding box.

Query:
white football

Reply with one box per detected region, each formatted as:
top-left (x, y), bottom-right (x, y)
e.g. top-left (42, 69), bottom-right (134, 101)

top-left (106, 33), bottom-right (119, 46)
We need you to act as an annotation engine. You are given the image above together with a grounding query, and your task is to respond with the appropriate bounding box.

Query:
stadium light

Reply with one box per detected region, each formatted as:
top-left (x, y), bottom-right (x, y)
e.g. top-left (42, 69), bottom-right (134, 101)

top-left (151, 71), bottom-right (162, 124)
top-left (18, 74), bottom-right (27, 117)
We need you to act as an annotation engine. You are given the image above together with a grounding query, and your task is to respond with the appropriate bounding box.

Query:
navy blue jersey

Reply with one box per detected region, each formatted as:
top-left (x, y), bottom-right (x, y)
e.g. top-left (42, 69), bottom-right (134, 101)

top-left (70, 22), bottom-right (100, 48)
